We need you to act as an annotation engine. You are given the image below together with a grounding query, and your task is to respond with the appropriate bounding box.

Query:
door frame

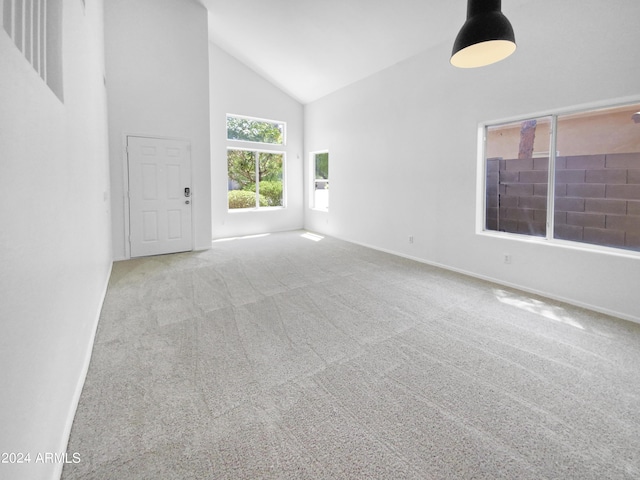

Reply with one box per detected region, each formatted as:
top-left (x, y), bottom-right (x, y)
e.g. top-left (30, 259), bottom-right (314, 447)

top-left (122, 133), bottom-right (195, 259)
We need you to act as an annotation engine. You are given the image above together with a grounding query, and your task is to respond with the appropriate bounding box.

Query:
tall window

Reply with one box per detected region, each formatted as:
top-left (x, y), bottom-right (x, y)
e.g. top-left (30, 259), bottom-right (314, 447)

top-left (484, 102), bottom-right (640, 253)
top-left (311, 151), bottom-right (329, 211)
top-left (226, 115), bottom-right (285, 210)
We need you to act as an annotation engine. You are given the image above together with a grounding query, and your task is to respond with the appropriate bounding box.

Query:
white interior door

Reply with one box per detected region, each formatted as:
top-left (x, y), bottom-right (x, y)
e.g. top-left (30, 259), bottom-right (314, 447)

top-left (127, 136), bottom-right (192, 258)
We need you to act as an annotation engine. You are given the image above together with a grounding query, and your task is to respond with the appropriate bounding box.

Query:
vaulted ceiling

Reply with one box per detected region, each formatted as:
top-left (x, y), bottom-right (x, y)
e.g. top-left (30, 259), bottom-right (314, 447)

top-left (200, 0), bottom-right (531, 104)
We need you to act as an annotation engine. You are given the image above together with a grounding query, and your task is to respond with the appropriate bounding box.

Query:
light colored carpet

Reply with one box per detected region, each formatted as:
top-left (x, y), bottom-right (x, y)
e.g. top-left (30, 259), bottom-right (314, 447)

top-left (63, 230), bottom-right (640, 479)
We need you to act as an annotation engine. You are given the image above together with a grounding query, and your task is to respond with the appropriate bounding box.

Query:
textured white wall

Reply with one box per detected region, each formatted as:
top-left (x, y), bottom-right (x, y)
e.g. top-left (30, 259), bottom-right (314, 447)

top-left (0, 1), bottom-right (112, 479)
top-left (304, 0), bottom-right (640, 322)
top-left (209, 42), bottom-right (304, 239)
top-left (106, 0), bottom-right (212, 260)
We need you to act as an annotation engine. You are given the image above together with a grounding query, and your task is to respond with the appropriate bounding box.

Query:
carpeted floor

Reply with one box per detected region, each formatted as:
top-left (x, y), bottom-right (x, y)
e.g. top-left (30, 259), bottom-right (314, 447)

top-left (63, 230), bottom-right (640, 479)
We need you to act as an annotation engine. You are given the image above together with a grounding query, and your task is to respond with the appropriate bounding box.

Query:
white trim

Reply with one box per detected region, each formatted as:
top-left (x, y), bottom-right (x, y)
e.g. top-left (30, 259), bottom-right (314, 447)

top-left (477, 97), bottom-right (640, 258)
top-left (41, 0), bottom-right (46, 82)
top-left (227, 206), bottom-right (286, 213)
top-left (0, 0), bottom-right (5, 35)
top-left (124, 134), bottom-right (195, 259)
top-left (326, 233), bottom-right (640, 325)
top-left (480, 94), bottom-right (640, 128)
top-left (226, 113), bottom-right (286, 146)
top-left (55, 261), bottom-right (112, 480)
top-left (309, 150), bottom-right (329, 211)
top-left (121, 135), bottom-right (131, 259)
top-left (546, 115), bottom-right (558, 244)
top-left (226, 146), bottom-right (286, 211)
top-left (475, 127), bottom-right (486, 234)
top-left (226, 145), bottom-right (286, 156)
top-left (478, 229), bottom-right (640, 260)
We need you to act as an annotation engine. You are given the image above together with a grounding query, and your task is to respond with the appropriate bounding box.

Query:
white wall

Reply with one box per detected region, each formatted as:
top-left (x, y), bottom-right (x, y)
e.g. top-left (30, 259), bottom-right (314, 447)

top-left (209, 42), bottom-right (304, 239)
top-left (106, 0), bottom-right (212, 260)
top-left (0, 1), bottom-right (112, 479)
top-left (305, 0), bottom-right (640, 322)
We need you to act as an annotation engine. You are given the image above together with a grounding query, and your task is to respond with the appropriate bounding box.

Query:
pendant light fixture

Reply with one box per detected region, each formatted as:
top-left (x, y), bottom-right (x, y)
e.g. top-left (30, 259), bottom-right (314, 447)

top-left (451, 0), bottom-right (516, 68)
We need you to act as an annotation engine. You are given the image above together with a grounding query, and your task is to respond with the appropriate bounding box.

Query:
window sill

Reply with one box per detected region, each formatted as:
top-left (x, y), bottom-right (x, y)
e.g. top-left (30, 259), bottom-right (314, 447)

top-left (477, 229), bottom-right (640, 259)
top-left (228, 206), bottom-right (286, 213)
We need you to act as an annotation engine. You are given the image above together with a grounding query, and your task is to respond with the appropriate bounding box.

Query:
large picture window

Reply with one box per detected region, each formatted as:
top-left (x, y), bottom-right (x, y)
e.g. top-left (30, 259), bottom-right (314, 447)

top-left (226, 114), bottom-right (286, 210)
top-left (484, 102), bottom-right (640, 253)
top-left (227, 149), bottom-right (283, 209)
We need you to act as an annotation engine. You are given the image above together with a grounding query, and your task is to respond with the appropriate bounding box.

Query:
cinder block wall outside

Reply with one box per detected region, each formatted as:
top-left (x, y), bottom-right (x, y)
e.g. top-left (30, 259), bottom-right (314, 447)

top-left (486, 153), bottom-right (640, 251)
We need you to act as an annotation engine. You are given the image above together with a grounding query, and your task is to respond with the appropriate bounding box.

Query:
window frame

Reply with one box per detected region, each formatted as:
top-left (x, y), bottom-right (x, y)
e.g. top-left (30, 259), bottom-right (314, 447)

top-left (310, 150), bottom-right (329, 211)
top-left (226, 146), bottom-right (286, 212)
top-left (226, 114), bottom-right (287, 212)
top-left (226, 114), bottom-right (286, 146)
top-left (477, 97), bottom-right (640, 258)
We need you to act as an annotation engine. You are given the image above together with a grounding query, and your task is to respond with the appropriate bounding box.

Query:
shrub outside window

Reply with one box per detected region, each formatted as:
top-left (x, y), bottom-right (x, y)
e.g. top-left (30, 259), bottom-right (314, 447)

top-left (484, 102), bottom-right (640, 253)
top-left (227, 149), bottom-right (283, 209)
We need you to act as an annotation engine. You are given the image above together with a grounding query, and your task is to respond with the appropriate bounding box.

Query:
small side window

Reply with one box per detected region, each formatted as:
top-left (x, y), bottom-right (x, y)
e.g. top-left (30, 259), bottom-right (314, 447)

top-left (312, 152), bottom-right (329, 211)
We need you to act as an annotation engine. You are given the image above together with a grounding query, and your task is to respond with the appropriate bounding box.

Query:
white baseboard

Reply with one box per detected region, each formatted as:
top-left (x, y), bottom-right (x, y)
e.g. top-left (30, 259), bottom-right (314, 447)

top-left (331, 234), bottom-right (640, 326)
top-left (53, 261), bottom-right (113, 480)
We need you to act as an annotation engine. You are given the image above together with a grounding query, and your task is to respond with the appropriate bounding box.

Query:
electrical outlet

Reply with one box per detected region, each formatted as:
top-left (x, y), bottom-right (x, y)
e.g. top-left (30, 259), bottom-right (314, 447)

top-left (503, 254), bottom-right (512, 264)
top-left (408, 235), bottom-right (414, 244)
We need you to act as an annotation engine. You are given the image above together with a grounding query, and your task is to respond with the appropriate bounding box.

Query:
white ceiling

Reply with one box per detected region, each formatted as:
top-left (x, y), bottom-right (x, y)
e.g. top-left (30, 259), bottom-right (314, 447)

top-left (197, 1), bottom-right (461, 104)
top-left (201, 0), bottom-right (532, 104)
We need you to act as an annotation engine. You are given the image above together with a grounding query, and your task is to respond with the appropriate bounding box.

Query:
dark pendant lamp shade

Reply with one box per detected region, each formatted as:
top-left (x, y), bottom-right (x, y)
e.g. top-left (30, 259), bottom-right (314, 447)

top-left (451, 0), bottom-right (516, 68)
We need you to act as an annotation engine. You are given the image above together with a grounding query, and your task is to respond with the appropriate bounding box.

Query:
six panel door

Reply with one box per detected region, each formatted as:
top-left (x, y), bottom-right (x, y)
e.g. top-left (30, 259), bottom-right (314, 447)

top-left (127, 136), bottom-right (192, 257)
